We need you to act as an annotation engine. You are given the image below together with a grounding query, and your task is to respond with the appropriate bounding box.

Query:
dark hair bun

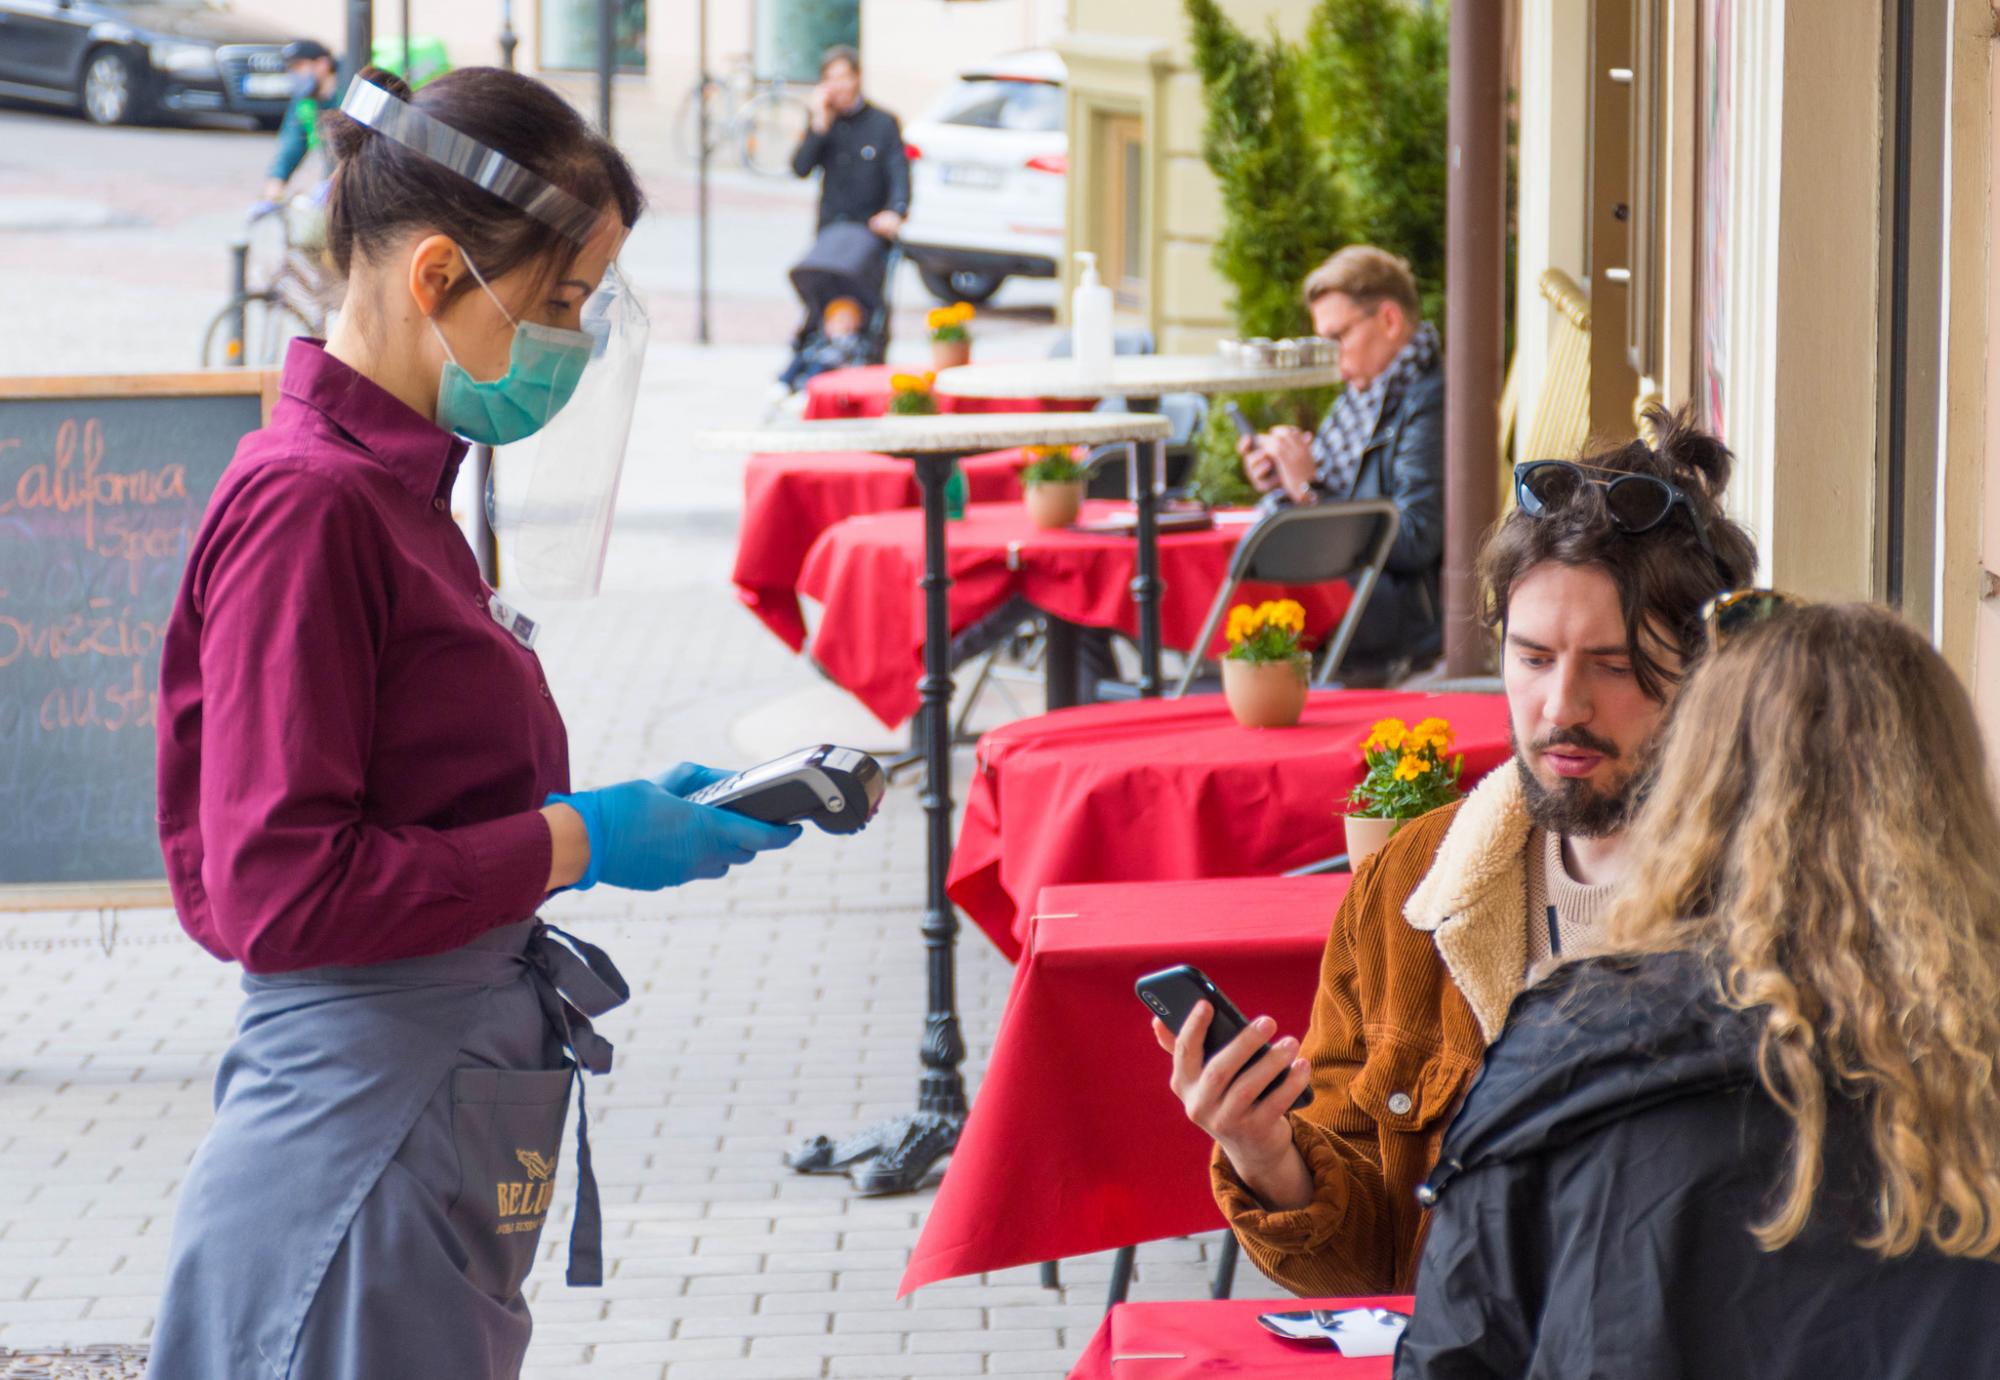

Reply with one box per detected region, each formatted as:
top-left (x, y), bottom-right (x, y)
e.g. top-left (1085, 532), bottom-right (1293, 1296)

top-left (1643, 402), bottom-right (1734, 502)
top-left (323, 65), bottom-right (413, 163)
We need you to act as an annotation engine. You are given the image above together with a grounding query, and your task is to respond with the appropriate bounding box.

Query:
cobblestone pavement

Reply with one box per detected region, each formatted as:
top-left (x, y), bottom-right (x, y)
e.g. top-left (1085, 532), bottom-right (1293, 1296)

top-left (0, 515), bottom-right (1286, 1377)
top-left (0, 103), bottom-right (1285, 1377)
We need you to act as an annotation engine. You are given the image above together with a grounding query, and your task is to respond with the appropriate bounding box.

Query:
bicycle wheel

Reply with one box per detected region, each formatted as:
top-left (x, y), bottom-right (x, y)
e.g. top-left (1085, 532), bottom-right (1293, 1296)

top-left (201, 293), bottom-right (316, 369)
top-left (739, 88), bottom-right (810, 177)
top-left (674, 79), bottom-right (735, 164)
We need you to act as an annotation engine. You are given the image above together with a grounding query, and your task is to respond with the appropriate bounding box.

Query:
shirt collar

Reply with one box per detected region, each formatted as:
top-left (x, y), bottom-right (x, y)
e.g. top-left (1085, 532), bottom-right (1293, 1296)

top-left (280, 338), bottom-right (468, 504)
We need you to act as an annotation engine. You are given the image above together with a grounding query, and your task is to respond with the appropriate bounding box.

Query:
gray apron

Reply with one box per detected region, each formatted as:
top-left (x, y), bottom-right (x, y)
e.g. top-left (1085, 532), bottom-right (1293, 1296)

top-left (145, 921), bottom-right (627, 1380)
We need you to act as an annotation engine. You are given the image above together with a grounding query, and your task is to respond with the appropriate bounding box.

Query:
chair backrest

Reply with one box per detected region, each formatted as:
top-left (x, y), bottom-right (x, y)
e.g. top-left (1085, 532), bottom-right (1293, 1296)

top-left (1236, 501), bottom-right (1398, 586)
top-left (1517, 268), bottom-right (1592, 469)
top-left (1173, 500), bottom-right (1403, 695)
top-left (1045, 328), bottom-right (1157, 359)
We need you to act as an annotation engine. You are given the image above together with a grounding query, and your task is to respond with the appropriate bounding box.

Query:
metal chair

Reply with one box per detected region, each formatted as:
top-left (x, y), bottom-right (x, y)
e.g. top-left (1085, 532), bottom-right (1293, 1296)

top-left (1173, 499), bottom-right (1403, 695)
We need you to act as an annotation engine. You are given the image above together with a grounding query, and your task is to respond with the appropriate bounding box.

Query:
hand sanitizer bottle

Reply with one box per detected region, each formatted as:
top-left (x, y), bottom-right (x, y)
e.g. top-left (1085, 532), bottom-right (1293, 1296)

top-left (1071, 251), bottom-right (1114, 371)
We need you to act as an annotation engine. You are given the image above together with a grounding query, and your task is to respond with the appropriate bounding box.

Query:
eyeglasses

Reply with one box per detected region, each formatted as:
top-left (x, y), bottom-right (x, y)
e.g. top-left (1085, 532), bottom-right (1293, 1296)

top-left (1703, 588), bottom-right (1803, 650)
top-left (1514, 459), bottom-right (1723, 572)
top-left (1319, 302), bottom-right (1381, 352)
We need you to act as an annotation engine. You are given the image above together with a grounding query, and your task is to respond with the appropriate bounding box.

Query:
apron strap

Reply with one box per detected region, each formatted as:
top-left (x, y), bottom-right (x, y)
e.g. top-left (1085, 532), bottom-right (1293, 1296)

top-left (524, 924), bottom-right (631, 1288)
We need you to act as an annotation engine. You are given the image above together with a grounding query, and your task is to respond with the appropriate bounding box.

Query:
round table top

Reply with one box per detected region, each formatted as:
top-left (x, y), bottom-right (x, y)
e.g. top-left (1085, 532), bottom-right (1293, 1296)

top-left (935, 353), bottom-right (1342, 400)
top-left (696, 410), bottom-right (1172, 455)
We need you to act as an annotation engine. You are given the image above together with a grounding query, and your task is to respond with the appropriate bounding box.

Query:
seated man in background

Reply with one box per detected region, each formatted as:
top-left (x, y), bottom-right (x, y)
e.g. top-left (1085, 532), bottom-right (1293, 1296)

top-left (1240, 246), bottom-right (1443, 682)
top-left (1155, 407), bottom-right (1757, 1298)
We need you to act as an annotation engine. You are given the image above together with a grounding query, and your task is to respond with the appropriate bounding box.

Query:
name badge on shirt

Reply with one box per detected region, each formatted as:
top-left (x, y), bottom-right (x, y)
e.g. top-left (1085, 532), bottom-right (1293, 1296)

top-left (861, 144), bottom-right (877, 160)
top-left (488, 593), bottom-right (539, 649)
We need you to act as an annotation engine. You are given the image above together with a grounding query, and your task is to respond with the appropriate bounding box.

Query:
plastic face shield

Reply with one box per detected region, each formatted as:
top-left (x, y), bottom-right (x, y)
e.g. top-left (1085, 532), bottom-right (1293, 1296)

top-left (340, 77), bottom-right (650, 599)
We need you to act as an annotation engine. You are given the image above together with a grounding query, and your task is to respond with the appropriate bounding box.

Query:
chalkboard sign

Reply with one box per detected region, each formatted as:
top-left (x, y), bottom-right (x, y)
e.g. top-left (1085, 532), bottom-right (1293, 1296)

top-left (0, 372), bottom-right (278, 910)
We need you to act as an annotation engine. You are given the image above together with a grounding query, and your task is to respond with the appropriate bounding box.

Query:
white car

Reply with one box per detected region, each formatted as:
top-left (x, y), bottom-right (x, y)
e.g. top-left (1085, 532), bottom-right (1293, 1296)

top-left (897, 50), bottom-right (1066, 306)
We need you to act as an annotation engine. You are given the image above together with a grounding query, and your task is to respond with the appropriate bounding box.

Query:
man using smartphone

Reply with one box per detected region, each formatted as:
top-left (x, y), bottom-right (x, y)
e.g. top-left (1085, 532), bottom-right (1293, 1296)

top-left (1237, 246), bottom-right (1444, 684)
top-left (1154, 409), bottom-right (1758, 1298)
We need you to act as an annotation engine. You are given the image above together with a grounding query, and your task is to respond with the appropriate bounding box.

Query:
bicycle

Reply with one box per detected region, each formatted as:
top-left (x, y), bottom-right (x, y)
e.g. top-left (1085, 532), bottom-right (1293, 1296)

top-left (675, 56), bottom-right (812, 178)
top-left (200, 197), bottom-right (336, 368)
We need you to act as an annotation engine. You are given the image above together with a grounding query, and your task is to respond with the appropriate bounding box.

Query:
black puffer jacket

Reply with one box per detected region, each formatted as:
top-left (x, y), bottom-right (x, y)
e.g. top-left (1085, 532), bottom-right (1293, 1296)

top-left (1395, 952), bottom-right (2000, 1380)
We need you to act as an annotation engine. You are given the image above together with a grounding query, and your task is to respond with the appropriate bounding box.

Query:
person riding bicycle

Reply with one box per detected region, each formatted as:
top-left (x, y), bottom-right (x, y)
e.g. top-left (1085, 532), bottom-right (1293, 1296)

top-left (257, 40), bottom-right (348, 212)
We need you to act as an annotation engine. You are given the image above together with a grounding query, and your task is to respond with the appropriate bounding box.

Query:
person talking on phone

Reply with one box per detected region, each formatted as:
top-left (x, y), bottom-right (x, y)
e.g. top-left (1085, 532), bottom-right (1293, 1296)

top-left (1238, 246), bottom-right (1444, 684)
top-left (1154, 409), bottom-right (1757, 1300)
top-left (791, 45), bottom-right (910, 245)
top-left (148, 66), bottom-right (798, 1379)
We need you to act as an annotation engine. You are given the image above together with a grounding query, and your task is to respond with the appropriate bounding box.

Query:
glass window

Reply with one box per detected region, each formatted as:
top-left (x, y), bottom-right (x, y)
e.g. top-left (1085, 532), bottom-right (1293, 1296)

top-left (540, 0), bottom-right (646, 72)
top-left (927, 79), bottom-right (1064, 133)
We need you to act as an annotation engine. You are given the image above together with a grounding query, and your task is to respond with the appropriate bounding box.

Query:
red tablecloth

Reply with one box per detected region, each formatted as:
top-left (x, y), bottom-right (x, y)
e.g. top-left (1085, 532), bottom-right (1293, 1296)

top-left (732, 449), bottom-right (1035, 652)
top-left (802, 363), bottom-right (1085, 420)
top-left (949, 690), bottom-right (1514, 961)
top-left (1068, 1296), bottom-right (1416, 1379)
top-left (795, 502), bottom-right (1351, 729)
top-left (901, 877), bottom-right (1349, 1296)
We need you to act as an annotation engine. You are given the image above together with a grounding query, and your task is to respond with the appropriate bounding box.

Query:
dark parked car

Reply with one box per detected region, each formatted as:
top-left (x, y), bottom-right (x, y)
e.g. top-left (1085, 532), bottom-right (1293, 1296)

top-left (0, 0), bottom-right (299, 126)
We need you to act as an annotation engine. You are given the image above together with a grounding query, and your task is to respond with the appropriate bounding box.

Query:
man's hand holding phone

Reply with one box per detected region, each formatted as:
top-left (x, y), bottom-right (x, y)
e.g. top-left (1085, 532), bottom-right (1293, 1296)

top-left (809, 83), bottom-right (835, 133)
top-left (1152, 1002), bottom-right (1316, 1208)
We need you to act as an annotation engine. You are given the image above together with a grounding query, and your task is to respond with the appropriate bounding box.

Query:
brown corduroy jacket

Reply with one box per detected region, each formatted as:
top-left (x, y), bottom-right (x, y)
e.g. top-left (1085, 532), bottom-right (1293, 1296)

top-left (1211, 766), bottom-right (1539, 1296)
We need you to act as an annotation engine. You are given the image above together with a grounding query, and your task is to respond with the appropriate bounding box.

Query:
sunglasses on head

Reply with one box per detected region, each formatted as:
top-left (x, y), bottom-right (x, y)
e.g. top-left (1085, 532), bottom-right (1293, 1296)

top-left (1702, 588), bottom-right (1804, 651)
top-left (1514, 459), bottom-right (1722, 570)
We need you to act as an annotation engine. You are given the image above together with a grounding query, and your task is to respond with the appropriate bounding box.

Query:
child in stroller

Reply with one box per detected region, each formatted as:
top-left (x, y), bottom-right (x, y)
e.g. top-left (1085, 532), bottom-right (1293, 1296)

top-left (779, 296), bottom-right (872, 392)
top-left (776, 221), bottom-right (900, 399)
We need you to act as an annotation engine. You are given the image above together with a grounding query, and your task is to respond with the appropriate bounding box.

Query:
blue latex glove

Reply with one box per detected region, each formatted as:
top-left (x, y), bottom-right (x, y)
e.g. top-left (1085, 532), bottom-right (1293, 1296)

top-left (247, 199), bottom-right (280, 220)
top-left (548, 763), bottom-right (800, 892)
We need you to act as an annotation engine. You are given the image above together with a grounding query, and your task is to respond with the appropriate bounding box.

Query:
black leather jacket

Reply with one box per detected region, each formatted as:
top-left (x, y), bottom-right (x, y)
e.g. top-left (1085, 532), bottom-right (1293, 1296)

top-left (1263, 359), bottom-right (1444, 663)
top-left (1397, 952), bottom-right (2000, 1380)
top-left (791, 101), bottom-right (910, 231)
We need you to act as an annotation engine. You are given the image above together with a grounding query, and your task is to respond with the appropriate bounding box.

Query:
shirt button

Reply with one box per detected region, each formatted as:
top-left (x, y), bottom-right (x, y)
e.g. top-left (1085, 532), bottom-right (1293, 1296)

top-left (433, 497), bottom-right (447, 512)
top-left (1415, 1183), bottom-right (1439, 1207)
top-left (1387, 1092), bottom-right (1414, 1117)
top-left (539, 683), bottom-right (551, 698)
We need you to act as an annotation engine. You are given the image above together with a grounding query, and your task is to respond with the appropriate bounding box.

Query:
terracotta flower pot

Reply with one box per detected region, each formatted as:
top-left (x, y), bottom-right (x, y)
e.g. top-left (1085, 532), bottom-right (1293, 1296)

top-left (1222, 656), bottom-right (1308, 728)
top-left (1343, 814), bottom-right (1401, 870)
top-left (931, 337), bottom-right (972, 369)
top-left (1024, 479), bottom-right (1084, 529)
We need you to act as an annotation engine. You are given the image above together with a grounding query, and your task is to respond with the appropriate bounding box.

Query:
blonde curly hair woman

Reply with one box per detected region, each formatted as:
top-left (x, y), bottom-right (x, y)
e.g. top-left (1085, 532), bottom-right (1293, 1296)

top-left (1397, 602), bottom-right (2000, 1379)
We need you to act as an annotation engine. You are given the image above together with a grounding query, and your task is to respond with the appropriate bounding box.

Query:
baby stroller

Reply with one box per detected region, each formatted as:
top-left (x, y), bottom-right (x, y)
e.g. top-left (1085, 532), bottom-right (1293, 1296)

top-left (780, 221), bottom-right (902, 392)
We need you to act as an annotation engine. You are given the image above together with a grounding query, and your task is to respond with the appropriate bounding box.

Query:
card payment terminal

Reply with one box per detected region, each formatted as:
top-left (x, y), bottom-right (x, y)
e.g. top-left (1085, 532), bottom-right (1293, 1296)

top-left (682, 745), bottom-right (886, 835)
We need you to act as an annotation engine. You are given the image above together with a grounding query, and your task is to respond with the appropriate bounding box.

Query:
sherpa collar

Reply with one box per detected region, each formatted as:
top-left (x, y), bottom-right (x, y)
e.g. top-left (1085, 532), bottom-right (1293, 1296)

top-left (1404, 765), bottom-right (1536, 1041)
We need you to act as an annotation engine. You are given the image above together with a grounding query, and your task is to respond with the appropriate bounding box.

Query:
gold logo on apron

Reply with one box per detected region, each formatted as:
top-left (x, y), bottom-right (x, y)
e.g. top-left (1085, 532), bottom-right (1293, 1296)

top-left (496, 1147), bottom-right (558, 1233)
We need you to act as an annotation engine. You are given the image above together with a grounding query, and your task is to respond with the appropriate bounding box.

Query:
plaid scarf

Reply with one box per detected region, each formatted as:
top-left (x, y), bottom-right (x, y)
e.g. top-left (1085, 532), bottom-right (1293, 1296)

top-left (1311, 323), bottom-right (1439, 499)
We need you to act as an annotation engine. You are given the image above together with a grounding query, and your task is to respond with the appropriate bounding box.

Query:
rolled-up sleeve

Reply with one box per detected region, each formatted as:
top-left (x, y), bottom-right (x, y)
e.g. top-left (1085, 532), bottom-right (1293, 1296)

top-left (190, 466), bottom-right (551, 972)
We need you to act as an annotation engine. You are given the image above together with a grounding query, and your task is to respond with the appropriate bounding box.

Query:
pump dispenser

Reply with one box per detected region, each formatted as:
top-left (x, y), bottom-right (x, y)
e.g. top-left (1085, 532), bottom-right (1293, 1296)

top-left (1071, 251), bottom-right (1114, 371)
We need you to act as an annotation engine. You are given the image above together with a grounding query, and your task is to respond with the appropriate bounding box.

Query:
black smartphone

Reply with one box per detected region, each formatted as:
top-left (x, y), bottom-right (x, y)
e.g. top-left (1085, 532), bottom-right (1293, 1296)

top-left (1136, 964), bottom-right (1312, 1111)
top-left (1224, 401), bottom-right (1257, 442)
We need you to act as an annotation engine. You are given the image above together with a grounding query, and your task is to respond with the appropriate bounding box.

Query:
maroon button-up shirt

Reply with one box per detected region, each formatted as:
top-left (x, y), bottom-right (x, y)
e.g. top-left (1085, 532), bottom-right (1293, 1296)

top-left (156, 340), bottom-right (566, 972)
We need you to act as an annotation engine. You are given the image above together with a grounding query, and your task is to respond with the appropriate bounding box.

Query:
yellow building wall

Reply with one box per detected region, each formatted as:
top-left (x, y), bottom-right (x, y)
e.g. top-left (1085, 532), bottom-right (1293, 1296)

top-left (1058, 0), bottom-right (1319, 350)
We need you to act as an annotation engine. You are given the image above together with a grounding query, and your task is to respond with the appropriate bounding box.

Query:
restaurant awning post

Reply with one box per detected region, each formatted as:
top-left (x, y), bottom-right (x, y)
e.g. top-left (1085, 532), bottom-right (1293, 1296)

top-left (696, 0), bottom-right (712, 344)
top-left (1443, 0), bottom-right (1506, 676)
top-left (345, 0), bottom-right (372, 83)
top-left (595, 0), bottom-right (614, 135)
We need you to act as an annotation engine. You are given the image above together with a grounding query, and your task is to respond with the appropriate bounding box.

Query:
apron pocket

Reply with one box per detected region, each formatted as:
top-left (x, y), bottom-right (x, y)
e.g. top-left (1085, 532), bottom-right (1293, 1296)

top-left (447, 1064), bottom-right (573, 1300)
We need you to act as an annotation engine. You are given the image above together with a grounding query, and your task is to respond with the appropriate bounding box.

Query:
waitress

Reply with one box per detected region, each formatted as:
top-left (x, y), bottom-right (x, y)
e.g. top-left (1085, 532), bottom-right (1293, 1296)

top-left (146, 66), bottom-right (796, 1379)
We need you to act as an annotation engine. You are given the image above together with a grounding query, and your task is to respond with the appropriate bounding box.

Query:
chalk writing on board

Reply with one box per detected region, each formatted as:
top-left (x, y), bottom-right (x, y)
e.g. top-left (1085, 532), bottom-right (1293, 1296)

top-left (0, 384), bottom-right (260, 893)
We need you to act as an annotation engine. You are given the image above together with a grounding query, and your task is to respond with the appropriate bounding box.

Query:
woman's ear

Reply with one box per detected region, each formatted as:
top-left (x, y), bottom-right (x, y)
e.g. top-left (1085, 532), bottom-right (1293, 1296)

top-left (406, 234), bottom-right (462, 318)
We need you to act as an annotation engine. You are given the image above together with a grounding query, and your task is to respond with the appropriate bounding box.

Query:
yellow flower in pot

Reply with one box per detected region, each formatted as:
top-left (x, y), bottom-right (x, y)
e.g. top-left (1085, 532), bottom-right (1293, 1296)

top-left (1020, 444), bottom-right (1087, 528)
top-left (1343, 715), bottom-right (1465, 867)
top-left (888, 370), bottom-right (940, 416)
top-left (927, 301), bottom-right (975, 369)
top-left (1220, 599), bottom-right (1312, 728)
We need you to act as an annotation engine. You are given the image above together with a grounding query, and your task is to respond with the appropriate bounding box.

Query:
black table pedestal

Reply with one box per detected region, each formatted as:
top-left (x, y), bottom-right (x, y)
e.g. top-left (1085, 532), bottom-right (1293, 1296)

top-left (787, 450), bottom-right (968, 1195)
top-left (1124, 427), bottom-right (1167, 698)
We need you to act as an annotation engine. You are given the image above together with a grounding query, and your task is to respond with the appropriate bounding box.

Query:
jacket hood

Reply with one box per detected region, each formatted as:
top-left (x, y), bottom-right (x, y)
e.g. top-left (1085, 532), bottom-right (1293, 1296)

top-left (1423, 952), bottom-right (1764, 1198)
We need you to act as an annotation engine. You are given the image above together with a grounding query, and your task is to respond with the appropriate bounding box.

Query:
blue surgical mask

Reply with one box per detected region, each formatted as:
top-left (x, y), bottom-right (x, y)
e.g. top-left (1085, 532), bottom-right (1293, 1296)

top-left (428, 253), bottom-right (595, 446)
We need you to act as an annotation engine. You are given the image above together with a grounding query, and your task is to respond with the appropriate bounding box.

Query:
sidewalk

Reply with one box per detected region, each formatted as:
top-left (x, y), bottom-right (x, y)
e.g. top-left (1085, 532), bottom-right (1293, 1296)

top-left (0, 511), bottom-right (1283, 1379)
